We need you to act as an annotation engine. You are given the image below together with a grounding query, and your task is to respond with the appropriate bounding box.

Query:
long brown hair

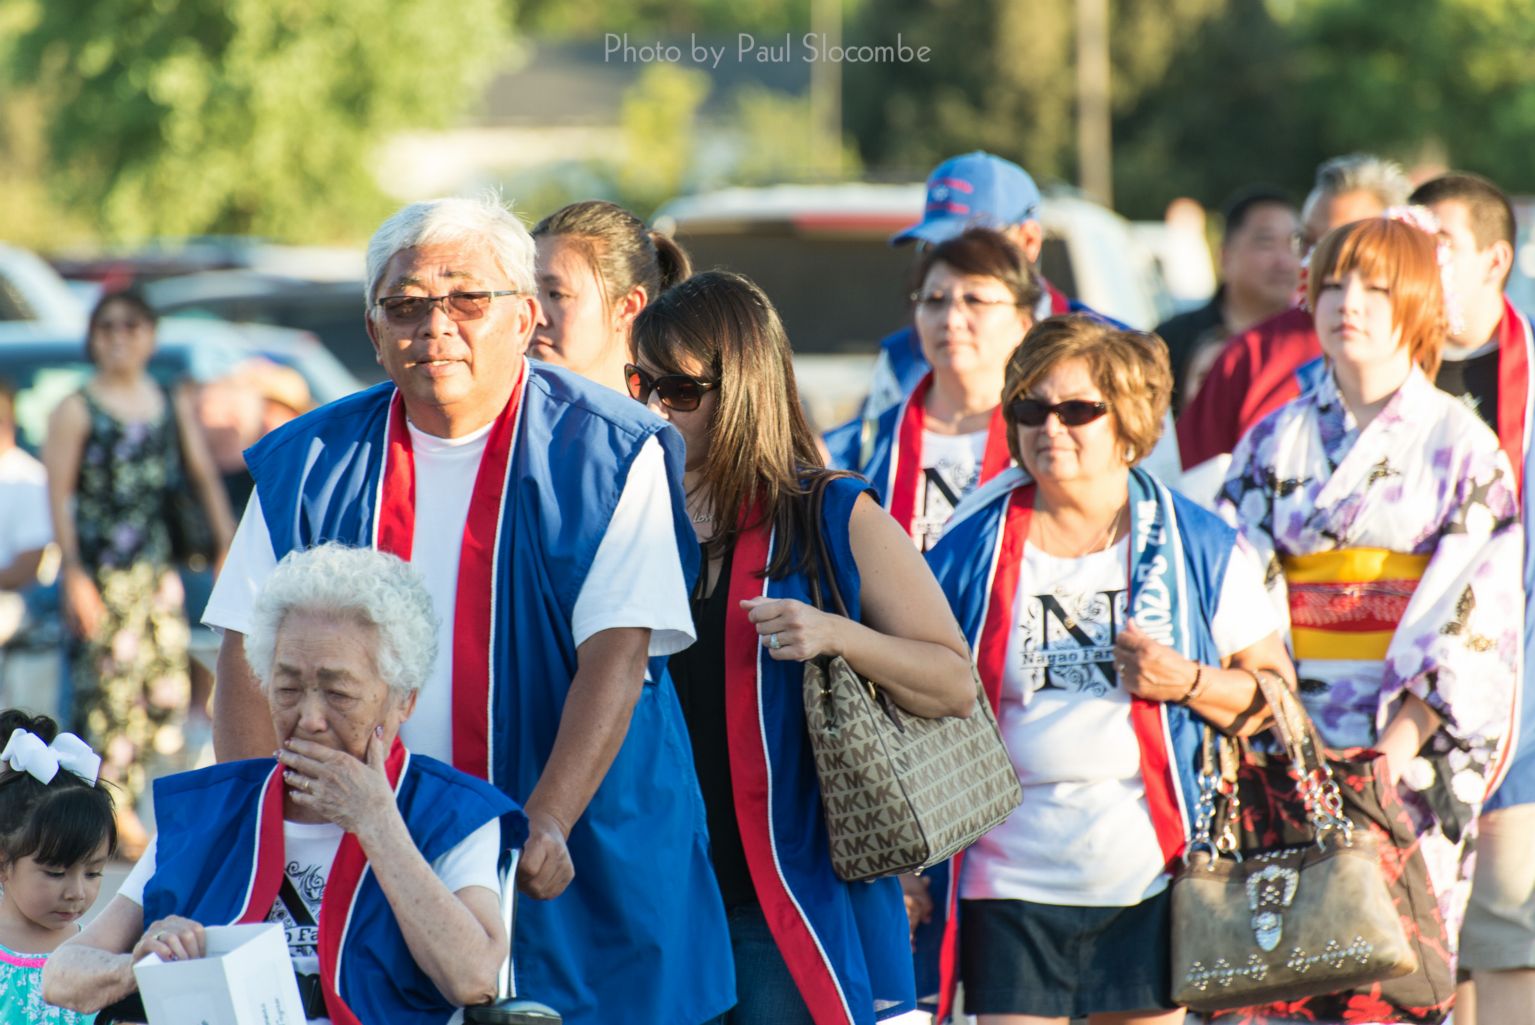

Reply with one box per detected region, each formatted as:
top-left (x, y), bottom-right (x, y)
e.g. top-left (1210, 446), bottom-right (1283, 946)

top-left (631, 270), bottom-right (835, 579)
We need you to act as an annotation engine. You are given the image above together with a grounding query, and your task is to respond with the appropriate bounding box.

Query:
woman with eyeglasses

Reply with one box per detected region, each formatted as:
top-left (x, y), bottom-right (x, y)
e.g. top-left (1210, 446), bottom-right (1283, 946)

top-left (628, 270), bottom-right (975, 1025)
top-left (531, 200), bottom-right (692, 394)
top-left (922, 315), bottom-right (1292, 1025)
top-left (826, 227), bottom-right (1038, 552)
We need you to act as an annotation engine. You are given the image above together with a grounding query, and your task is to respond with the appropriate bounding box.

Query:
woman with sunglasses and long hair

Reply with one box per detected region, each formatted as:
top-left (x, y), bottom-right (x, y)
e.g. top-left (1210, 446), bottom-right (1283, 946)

top-left (628, 270), bottom-right (975, 1025)
top-left (826, 227), bottom-right (1039, 552)
top-left (531, 200), bottom-right (691, 393)
top-left (923, 315), bottom-right (1293, 1025)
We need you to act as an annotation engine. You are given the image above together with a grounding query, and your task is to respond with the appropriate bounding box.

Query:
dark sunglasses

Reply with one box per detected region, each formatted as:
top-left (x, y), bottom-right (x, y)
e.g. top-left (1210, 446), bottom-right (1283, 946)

top-left (1008, 397), bottom-right (1110, 428)
top-left (373, 290), bottom-right (521, 324)
top-left (625, 363), bottom-right (717, 412)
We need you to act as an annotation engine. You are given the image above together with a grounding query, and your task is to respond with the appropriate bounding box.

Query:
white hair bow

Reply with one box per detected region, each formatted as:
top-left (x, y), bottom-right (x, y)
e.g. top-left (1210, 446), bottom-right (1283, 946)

top-left (0, 728), bottom-right (102, 786)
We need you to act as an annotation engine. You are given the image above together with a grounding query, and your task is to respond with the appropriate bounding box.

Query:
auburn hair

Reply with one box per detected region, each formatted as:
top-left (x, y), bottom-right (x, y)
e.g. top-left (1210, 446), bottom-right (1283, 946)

top-left (631, 270), bottom-right (839, 579)
top-left (1307, 217), bottom-right (1447, 379)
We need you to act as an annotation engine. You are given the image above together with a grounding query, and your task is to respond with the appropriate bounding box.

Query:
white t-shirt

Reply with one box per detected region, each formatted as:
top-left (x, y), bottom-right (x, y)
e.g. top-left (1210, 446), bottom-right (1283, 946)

top-left (203, 425), bottom-right (694, 765)
top-left (119, 818), bottom-right (500, 1025)
top-left (0, 446), bottom-right (50, 571)
top-left (961, 533), bottom-right (1278, 906)
top-left (912, 428), bottom-right (986, 551)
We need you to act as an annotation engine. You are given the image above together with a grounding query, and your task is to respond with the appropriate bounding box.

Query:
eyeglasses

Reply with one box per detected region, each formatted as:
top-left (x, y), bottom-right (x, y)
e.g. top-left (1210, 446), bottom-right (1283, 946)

top-left (372, 290), bottom-right (521, 325)
top-left (625, 363), bottom-right (717, 412)
top-left (910, 290), bottom-right (1021, 316)
top-left (1008, 397), bottom-right (1110, 427)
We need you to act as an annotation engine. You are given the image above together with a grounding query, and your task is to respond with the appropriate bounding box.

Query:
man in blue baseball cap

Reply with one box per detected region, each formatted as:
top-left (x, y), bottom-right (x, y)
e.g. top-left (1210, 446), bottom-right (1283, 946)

top-left (828, 152), bottom-right (1084, 472)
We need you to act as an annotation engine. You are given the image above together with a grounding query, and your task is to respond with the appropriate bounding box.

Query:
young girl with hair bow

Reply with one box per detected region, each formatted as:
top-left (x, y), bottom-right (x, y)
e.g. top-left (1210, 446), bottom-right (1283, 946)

top-left (0, 709), bottom-right (116, 1025)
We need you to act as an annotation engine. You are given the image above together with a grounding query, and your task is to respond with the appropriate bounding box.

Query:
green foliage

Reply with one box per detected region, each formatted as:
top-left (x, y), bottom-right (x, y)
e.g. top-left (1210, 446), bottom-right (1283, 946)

top-left (10, 0), bottom-right (512, 243)
top-left (730, 85), bottom-right (863, 184)
top-left (616, 63), bottom-right (713, 210)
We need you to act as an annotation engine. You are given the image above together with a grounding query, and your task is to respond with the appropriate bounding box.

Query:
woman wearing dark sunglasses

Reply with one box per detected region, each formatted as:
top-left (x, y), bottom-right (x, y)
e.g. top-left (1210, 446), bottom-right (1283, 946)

top-left (629, 270), bottom-right (975, 1025)
top-left (923, 315), bottom-right (1293, 1025)
top-left (825, 227), bottom-right (1039, 553)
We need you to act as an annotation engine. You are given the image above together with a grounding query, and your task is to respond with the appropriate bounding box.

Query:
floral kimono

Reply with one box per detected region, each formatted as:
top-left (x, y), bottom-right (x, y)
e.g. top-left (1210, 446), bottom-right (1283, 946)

top-left (1219, 366), bottom-right (1522, 946)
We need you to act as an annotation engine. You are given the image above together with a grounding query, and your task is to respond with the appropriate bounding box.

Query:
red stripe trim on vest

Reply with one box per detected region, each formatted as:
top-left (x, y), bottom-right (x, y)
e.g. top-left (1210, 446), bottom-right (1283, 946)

top-left (888, 373), bottom-right (1012, 542)
top-left (1046, 280), bottom-right (1070, 315)
top-left (316, 740), bottom-right (408, 1025)
top-left (234, 765), bottom-right (285, 925)
top-left (375, 368), bottom-right (525, 778)
top-left (1497, 298), bottom-right (1532, 496)
top-left (724, 512), bottom-right (855, 1025)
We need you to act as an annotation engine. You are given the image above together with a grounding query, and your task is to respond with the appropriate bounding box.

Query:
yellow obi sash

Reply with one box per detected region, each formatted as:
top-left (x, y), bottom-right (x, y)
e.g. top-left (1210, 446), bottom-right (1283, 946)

top-left (1281, 548), bottom-right (1430, 661)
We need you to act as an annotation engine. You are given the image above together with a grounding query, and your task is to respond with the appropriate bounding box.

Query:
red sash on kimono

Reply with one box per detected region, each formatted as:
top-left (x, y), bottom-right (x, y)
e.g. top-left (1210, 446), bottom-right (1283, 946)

top-left (374, 369), bottom-right (525, 781)
top-left (235, 740), bottom-right (410, 1025)
top-left (887, 374), bottom-right (1012, 541)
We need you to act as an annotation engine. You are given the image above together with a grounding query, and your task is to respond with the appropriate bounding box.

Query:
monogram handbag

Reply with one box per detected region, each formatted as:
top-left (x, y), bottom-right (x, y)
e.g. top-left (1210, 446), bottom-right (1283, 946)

top-left (1170, 672), bottom-right (1450, 1020)
top-left (799, 476), bottom-right (1022, 882)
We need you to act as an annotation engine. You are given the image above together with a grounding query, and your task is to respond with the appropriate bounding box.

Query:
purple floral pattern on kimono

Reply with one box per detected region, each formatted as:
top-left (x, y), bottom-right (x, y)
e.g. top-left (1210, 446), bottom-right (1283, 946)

top-left (1218, 367), bottom-right (1522, 953)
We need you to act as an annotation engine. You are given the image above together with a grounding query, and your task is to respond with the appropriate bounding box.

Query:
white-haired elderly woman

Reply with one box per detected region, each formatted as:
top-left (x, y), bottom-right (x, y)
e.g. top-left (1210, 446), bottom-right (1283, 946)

top-left (43, 544), bottom-right (527, 1025)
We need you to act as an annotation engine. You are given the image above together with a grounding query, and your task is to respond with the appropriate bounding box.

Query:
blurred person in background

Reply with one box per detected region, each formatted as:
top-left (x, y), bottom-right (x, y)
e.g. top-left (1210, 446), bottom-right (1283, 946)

top-left (1220, 217), bottom-right (1521, 1019)
top-left (925, 315), bottom-right (1290, 1025)
top-left (1178, 153), bottom-right (1412, 488)
top-left (0, 378), bottom-right (51, 652)
top-left (826, 228), bottom-right (1039, 552)
top-left (41, 290), bottom-right (235, 856)
top-left (530, 199), bottom-right (692, 393)
top-left (630, 269), bottom-right (974, 1024)
top-left (1154, 187), bottom-right (1300, 412)
top-left (848, 152), bottom-right (1078, 426)
top-left (196, 359), bottom-right (314, 515)
top-left (1406, 171), bottom-right (1535, 1025)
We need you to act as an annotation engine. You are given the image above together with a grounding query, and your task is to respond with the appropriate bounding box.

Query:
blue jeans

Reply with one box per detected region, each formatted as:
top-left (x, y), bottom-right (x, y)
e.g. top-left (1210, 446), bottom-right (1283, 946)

top-left (703, 903), bottom-right (816, 1025)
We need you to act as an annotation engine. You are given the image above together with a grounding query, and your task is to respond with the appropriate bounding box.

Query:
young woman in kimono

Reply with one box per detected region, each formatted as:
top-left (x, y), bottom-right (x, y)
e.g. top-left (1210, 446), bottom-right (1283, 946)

top-left (1220, 216), bottom-right (1523, 963)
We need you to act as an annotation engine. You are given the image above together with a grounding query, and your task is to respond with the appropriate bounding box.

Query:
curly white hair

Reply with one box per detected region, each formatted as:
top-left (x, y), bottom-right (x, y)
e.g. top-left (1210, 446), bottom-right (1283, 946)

top-left (243, 543), bottom-right (438, 699)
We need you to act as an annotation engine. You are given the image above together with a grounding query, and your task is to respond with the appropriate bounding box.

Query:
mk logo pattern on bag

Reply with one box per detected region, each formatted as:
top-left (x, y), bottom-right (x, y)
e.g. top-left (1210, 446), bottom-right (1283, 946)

top-left (805, 657), bottom-right (1021, 881)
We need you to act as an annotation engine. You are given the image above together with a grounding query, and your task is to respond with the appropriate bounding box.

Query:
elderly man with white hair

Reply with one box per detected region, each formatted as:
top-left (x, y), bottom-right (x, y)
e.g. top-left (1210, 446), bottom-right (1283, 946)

top-left (44, 543), bottom-right (525, 1024)
top-left (201, 197), bottom-right (733, 1025)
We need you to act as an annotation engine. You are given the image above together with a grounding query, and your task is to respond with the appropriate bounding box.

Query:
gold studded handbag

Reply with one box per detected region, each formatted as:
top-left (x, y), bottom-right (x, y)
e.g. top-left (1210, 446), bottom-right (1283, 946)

top-left (1170, 672), bottom-right (1421, 1014)
top-left (799, 476), bottom-right (1022, 883)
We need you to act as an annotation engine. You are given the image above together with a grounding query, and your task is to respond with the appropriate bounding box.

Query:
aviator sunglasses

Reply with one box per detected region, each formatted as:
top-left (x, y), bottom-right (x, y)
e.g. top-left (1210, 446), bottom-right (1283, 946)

top-left (625, 363), bottom-right (717, 412)
top-left (373, 290), bottom-right (521, 325)
top-left (1008, 397), bottom-right (1110, 428)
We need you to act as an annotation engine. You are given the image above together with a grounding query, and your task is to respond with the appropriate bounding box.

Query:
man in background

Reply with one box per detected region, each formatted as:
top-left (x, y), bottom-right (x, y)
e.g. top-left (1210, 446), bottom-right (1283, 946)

top-left (1155, 186), bottom-right (1300, 412)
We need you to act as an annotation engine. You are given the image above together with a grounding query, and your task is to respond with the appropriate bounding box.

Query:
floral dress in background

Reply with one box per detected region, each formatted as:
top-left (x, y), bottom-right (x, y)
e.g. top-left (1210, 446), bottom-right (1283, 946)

top-left (70, 387), bottom-right (191, 809)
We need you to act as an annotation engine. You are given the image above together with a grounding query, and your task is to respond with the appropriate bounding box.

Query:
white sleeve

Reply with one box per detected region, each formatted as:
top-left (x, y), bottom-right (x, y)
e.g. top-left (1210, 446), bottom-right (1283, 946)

top-left (202, 493), bottom-right (279, 636)
top-left (571, 436), bottom-right (696, 655)
top-left (1210, 533), bottom-right (1282, 658)
top-left (430, 818), bottom-right (503, 896)
top-left (115, 834), bottom-right (159, 907)
top-left (15, 480), bottom-right (52, 552)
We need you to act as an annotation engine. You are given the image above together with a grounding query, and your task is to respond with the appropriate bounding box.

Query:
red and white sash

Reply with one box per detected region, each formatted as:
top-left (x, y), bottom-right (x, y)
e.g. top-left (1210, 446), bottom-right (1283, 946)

top-left (886, 373), bottom-right (1011, 541)
top-left (374, 366), bottom-right (526, 781)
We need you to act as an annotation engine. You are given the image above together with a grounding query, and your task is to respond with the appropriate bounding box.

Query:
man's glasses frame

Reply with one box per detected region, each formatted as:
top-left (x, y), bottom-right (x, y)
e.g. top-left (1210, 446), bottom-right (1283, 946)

top-left (372, 290), bottom-right (522, 325)
top-left (625, 363), bottom-right (717, 412)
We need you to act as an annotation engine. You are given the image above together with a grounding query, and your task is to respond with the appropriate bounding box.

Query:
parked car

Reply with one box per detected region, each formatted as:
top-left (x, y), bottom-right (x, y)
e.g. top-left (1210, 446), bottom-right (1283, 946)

top-left (144, 271), bottom-right (379, 382)
top-left (0, 244), bottom-right (86, 329)
top-left (0, 319), bottom-right (362, 453)
top-left (652, 183), bottom-right (1173, 427)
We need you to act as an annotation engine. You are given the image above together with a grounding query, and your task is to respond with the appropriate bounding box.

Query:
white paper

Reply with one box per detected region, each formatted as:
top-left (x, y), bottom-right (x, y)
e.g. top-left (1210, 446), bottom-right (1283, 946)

top-left (134, 923), bottom-right (306, 1025)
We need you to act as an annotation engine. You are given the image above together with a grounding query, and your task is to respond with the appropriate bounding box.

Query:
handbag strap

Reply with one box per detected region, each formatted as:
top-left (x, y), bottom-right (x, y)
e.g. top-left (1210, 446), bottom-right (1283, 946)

top-left (802, 473), bottom-right (851, 619)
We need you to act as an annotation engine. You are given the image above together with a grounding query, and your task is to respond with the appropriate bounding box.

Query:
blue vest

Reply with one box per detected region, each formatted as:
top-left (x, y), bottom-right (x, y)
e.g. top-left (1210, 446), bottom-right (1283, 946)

top-left (143, 753), bottom-right (519, 1025)
top-left (736, 475), bottom-right (915, 1023)
top-left (243, 364), bottom-right (734, 1025)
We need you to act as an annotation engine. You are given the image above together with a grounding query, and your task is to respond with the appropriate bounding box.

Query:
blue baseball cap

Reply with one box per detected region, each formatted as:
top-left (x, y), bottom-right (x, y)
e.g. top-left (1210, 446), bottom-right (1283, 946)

top-left (890, 151), bottom-right (1042, 246)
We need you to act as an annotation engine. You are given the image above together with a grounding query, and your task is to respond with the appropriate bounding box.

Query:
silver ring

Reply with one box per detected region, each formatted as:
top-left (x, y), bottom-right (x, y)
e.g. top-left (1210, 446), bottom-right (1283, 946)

top-left (769, 632), bottom-right (782, 650)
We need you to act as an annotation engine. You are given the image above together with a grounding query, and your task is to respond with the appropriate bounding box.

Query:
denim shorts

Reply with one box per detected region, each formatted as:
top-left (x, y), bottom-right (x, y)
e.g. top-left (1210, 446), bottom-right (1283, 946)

top-left (959, 889), bottom-right (1176, 1017)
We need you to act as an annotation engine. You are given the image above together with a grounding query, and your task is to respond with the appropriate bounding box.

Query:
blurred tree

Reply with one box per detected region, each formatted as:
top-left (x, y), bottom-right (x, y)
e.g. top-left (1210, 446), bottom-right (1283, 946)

top-left (730, 85), bottom-right (864, 184)
top-left (616, 63), bottom-right (713, 210)
top-left (10, 0), bottom-right (511, 243)
top-left (516, 0), bottom-right (822, 37)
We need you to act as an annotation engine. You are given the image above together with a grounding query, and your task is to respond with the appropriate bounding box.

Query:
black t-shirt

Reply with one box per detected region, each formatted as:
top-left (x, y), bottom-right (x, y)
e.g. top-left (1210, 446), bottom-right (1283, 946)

top-left (668, 541), bottom-right (756, 907)
top-left (1435, 342), bottom-right (1501, 433)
